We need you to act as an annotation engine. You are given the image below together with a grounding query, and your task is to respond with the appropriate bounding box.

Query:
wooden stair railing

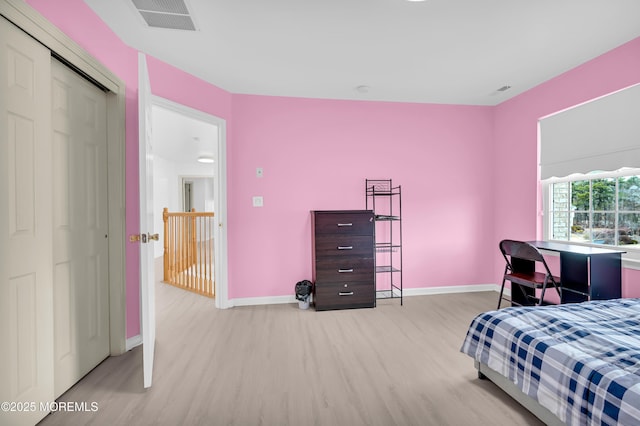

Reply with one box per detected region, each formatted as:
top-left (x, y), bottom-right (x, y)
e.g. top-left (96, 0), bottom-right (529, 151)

top-left (163, 207), bottom-right (215, 298)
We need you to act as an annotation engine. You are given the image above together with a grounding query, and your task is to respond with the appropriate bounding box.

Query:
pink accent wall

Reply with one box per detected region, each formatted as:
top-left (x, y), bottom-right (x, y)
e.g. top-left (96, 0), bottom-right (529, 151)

top-left (231, 96), bottom-right (495, 298)
top-left (24, 0), bottom-right (640, 340)
top-left (493, 36), bottom-right (640, 295)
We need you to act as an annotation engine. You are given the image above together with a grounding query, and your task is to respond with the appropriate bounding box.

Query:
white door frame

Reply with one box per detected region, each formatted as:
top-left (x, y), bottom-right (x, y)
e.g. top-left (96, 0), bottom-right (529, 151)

top-left (151, 95), bottom-right (229, 309)
top-left (0, 0), bottom-right (127, 354)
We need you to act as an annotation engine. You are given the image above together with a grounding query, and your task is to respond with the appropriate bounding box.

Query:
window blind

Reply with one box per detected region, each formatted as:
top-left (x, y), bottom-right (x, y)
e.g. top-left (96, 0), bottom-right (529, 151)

top-left (539, 83), bottom-right (640, 180)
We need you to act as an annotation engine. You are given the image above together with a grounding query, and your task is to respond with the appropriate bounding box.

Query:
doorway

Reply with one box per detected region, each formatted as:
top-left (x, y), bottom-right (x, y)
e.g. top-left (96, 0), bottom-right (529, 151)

top-left (183, 180), bottom-right (193, 212)
top-left (150, 97), bottom-right (228, 309)
top-left (182, 177), bottom-right (214, 213)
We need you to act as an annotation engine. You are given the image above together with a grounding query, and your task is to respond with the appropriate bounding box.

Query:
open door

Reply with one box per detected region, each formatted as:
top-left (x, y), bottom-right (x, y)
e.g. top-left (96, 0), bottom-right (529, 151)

top-left (138, 52), bottom-right (156, 388)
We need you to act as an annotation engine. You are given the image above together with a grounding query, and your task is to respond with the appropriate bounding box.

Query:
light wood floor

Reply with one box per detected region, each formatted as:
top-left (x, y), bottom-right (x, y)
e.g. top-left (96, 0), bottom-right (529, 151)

top-left (39, 285), bottom-right (542, 426)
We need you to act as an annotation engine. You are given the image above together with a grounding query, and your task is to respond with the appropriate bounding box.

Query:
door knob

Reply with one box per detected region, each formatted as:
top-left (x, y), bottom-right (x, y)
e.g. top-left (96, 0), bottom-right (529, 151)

top-left (129, 233), bottom-right (159, 243)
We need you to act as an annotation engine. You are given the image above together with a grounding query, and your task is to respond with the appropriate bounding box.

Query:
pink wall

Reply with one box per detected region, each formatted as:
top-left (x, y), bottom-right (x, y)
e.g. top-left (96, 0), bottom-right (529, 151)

top-left (28, 0), bottom-right (496, 310)
top-left (27, 0), bottom-right (142, 338)
top-left (493, 36), bottom-right (640, 296)
top-left (231, 96), bottom-right (495, 298)
top-left (26, 0), bottom-right (234, 338)
top-left (24, 0), bottom-right (640, 340)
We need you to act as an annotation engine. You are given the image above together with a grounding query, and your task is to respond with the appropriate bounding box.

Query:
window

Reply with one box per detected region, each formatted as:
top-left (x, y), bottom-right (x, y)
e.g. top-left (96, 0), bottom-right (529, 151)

top-left (539, 84), bottom-right (640, 265)
top-left (546, 169), bottom-right (640, 247)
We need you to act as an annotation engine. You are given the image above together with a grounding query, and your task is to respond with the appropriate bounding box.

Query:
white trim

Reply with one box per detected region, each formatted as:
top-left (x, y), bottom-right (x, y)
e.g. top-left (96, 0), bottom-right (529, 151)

top-left (623, 258), bottom-right (640, 271)
top-left (106, 78), bottom-right (127, 357)
top-left (402, 284), bottom-right (500, 296)
top-left (0, 0), bottom-right (127, 356)
top-left (150, 95), bottom-right (230, 309)
top-left (126, 335), bottom-right (143, 351)
top-left (541, 169), bottom-right (640, 261)
top-left (231, 295), bottom-right (298, 307)
top-left (229, 284), bottom-right (503, 307)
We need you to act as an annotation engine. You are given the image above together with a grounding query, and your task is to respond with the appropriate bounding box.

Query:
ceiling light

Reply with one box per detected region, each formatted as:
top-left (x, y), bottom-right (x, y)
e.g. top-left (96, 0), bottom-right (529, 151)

top-left (197, 156), bottom-right (214, 164)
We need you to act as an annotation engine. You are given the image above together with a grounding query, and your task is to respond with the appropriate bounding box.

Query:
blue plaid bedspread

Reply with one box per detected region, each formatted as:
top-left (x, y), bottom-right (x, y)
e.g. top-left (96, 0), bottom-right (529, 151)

top-left (461, 298), bottom-right (640, 426)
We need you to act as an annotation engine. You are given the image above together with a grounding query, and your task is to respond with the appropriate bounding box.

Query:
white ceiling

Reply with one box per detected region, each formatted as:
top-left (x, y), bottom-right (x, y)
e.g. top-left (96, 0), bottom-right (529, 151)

top-left (152, 104), bottom-right (218, 164)
top-left (84, 0), bottom-right (640, 106)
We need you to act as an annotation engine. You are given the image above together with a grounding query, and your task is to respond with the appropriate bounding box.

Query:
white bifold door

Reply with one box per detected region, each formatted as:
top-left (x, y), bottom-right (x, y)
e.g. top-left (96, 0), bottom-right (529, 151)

top-left (0, 16), bottom-right (110, 426)
top-left (51, 57), bottom-right (110, 398)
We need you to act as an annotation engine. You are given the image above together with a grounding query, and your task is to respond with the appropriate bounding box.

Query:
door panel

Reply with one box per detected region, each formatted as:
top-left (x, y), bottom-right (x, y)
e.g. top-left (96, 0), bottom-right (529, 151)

top-left (0, 16), bottom-right (54, 426)
top-left (53, 262), bottom-right (73, 362)
top-left (139, 52), bottom-right (156, 388)
top-left (51, 58), bottom-right (110, 398)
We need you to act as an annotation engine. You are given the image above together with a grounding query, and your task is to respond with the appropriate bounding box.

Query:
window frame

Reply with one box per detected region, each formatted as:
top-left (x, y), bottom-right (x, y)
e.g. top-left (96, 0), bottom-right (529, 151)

top-left (542, 167), bottom-right (640, 269)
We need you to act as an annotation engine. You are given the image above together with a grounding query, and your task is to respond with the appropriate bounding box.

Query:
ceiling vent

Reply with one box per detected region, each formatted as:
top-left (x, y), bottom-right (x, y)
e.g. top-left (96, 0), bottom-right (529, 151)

top-left (132, 0), bottom-right (196, 31)
top-left (489, 85), bottom-right (513, 97)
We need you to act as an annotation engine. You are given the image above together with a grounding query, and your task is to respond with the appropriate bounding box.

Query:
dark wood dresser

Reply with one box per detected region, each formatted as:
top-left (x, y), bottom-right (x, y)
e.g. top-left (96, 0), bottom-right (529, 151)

top-left (311, 210), bottom-right (375, 311)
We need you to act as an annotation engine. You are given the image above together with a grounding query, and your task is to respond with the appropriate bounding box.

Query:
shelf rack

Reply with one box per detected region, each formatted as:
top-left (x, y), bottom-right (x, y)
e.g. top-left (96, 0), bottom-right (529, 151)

top-left (365, 179), bottom-right (403, 305)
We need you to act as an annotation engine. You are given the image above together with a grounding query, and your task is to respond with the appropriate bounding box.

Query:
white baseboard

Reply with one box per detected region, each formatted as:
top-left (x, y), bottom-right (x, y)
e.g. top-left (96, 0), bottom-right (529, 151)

top-left (228, 284), bottom-right (504, 308)
top-left (230, 294), bottom-right (297, 307)
top-left (402, 283), bottom-right (501, 296)
top-left (126, 334), bottom-right (142, 351)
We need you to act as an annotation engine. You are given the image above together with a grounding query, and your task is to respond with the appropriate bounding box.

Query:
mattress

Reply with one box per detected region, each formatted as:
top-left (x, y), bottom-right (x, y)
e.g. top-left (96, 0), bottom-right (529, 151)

top-left (461, 298), bottom-right (640, 425)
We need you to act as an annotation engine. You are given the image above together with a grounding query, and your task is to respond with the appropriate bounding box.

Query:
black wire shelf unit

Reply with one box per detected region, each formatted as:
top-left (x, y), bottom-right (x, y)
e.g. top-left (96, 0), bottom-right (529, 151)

top-left (365, 179), bottom-right (403, 305)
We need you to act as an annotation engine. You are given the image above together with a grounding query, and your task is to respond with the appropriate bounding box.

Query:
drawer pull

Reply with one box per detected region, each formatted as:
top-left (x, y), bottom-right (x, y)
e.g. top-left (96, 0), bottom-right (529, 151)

top-left (338, 268), bottom-right (354, 273)
top-left (337, 246), bottom-right (353, 250)
top-left (339, 292), bottom-right (354, 296)
top-left (337, 223), bottom-right (353, 227)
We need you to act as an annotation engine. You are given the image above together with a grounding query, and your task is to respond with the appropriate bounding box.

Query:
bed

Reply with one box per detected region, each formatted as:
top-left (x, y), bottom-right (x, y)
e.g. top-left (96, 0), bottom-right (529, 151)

top-left (461, 298), bottom-right (640, 426)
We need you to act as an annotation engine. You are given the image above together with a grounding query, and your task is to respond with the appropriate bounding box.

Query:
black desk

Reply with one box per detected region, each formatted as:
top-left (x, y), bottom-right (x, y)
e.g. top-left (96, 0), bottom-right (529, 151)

top-left (528, 241), bottom-right (625, 303)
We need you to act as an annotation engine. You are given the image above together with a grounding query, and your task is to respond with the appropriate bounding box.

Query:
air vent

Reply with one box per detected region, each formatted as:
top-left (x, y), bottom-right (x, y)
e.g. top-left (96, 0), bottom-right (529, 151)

top-left (496, 85), bottom-right (512, 92)
top-left (133, 0), bottom-right (196, 31)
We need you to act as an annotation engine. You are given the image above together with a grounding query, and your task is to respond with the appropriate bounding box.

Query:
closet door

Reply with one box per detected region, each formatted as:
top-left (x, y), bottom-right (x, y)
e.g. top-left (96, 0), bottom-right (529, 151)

top-left (0, 16), bottom-right (54, 426)
top-left (51, 58), bottom-right (110, 398)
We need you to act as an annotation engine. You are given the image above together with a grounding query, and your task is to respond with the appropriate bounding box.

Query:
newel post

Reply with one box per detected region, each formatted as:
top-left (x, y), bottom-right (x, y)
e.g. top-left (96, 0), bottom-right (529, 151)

top-left (191, 208), bottom-right (197, 268)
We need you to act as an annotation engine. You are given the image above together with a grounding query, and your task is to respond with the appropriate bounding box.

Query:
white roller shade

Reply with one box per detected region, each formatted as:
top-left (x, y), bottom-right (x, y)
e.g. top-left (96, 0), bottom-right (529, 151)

top-left (540, 83), bottom-right (640, 180)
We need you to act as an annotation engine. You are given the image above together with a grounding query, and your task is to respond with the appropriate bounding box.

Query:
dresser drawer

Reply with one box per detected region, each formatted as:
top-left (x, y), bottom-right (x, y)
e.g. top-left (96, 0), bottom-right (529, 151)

top-left (315, 258), bottom-right (374, 282)
top-left (314, 281), bottom-right (375, 310)
top-left (314, 211), bottom-right (374, 236)
top-left (314, 235), bottom-right (374, 258)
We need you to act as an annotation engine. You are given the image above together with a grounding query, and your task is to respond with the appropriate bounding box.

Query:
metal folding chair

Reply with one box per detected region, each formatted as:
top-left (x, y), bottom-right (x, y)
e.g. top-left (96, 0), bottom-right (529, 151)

top-left (498, 239), bottom-right (562, 309)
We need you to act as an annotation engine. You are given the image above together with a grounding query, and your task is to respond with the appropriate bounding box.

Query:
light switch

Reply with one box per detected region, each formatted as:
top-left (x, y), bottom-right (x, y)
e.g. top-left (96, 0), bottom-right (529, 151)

top-left (252, 196), bottom-right (264, 207)
top-left (256, 167), bottom-right (263, 178)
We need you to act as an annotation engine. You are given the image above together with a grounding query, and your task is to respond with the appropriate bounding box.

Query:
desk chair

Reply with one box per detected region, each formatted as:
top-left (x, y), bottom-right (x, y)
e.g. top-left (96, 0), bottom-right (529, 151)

top-left (498, 239), bottom-right (561, 309)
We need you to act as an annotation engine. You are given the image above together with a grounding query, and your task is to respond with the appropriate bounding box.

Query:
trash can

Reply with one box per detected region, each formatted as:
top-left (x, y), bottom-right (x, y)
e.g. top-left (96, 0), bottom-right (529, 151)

top-left (295, 280), bottom-right (313, 309)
